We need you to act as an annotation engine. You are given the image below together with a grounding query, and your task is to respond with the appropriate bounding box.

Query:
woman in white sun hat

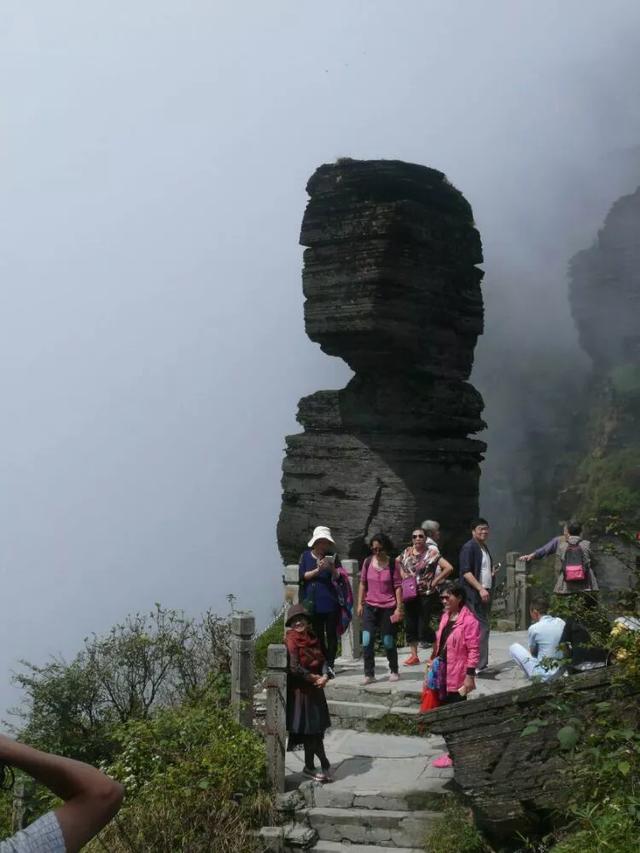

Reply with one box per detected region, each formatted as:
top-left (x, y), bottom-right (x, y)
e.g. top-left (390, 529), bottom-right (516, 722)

top-left (298, 526), bottom-right (346, 672)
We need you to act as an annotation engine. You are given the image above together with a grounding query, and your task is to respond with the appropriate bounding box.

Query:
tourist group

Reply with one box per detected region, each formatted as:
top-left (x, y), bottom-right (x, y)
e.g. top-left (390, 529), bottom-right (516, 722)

top-left (285, 518), bottom-right (600, 781)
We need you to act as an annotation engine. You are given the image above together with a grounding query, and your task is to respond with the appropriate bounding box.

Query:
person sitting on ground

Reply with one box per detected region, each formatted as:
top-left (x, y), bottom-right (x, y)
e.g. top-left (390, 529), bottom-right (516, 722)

top-left (509, 592), bottom-right (566, 681)
top-left (298, 526), bottom-right (347, 674)
top-left (521, 519), bottom-right (599, 597)
top-left (459, 518), bottom-right (493, 672)
top-left (398, 522), bottom-right (454, 666)
top-left (357, 533), bottom-right (402, 685)
top-left (429, 581), bottom-right (480, 769)
top-left (0, 733), bottom-right (123, 852)
top-left (284, 603), bottom-right (333, 784)
top-left (560, 617), bottom-right (608, 669)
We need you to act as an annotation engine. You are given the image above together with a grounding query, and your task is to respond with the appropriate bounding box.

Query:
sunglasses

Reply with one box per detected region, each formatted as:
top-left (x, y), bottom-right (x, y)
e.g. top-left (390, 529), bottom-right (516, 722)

top-left (412, 534), bottom-right (425, 539)
top-left (371, 546), bottom-right (383, 552)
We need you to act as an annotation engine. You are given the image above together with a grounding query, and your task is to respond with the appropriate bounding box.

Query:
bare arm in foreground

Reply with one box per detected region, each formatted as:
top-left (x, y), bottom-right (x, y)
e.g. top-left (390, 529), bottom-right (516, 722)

top-left (0, 735), bottom-right (123, 852)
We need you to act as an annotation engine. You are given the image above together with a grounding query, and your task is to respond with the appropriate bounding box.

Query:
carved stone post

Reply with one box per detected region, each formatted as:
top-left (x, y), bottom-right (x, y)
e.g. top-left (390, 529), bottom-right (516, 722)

top-left (11, 780), bottom-right (26, 832)
top-left (339, 558), bottom-right (361, 660)
top-left (283, 564), bottom-right (299, 609)
top-left (514, 555), bottom-right (530, 630)
top-left (231, 611), bottom-right (255, 729)
top-left (505, 551), bottom-right (519, 629)
top-left (265, 644), bottom-right (287, 793)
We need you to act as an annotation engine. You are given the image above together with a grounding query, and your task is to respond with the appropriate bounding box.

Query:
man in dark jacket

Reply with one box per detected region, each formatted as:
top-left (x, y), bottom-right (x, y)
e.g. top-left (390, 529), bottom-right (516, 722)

top-left (459, 518), bottom-right (492, 671)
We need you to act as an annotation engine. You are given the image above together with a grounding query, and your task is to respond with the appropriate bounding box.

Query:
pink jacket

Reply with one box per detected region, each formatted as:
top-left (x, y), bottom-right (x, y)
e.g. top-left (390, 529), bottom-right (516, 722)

top-left (433, 606), bottom-right (480, 693)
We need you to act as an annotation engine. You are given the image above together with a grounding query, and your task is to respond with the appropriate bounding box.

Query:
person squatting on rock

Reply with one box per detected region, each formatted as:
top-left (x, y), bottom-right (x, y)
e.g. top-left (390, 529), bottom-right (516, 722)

top-left (397, 522), bottom-right (454, 666)
top-left (357, 533), bottom-right (403, 685)
top-left (0, 734), bottom-right (123, 853)
top-left (459, 518), bottom-right (494, 672)
top-left (298, 526), bottom-right (351, 672)
top-left (428, 581), bottom-right (480, 768)
top-left (509, 592), bottom-right (566, 681)
top-left (521, 519), bottom-right (599, 597)
top-left (284, 604), bottom-right (333, 784)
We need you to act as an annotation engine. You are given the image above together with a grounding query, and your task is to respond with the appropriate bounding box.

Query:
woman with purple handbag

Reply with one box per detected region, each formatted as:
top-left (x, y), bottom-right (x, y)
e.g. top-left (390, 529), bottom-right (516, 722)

top-left (398, 527), bottom-right (453, 666)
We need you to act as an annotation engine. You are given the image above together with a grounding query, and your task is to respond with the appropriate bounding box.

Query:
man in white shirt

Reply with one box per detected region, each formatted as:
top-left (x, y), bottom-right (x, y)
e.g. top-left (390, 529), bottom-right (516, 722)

top-left (0, 734), bottom-right (123, 852)
top-left (510, 592), bottom-right (565, 681)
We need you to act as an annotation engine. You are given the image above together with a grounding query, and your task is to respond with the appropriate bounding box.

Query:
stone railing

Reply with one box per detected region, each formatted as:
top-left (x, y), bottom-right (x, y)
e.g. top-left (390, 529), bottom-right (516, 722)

top-left (492, 551), bottom-right (530, 630)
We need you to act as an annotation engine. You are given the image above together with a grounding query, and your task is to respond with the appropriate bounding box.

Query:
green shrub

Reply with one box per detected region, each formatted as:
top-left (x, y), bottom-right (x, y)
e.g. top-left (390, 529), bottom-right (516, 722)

top-left (86, 689), bottom-right (272, 852)
top-left (255, 615), bottom-right (286, 675)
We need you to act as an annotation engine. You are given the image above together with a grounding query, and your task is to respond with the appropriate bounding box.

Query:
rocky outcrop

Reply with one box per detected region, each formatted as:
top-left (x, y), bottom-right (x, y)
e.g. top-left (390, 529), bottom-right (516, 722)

top-left (570, 186), bottom-right (640, 370)
top-left (560, 185), bottom-right (640, 595)
top-left (277, 160), bottom-right (486, 564)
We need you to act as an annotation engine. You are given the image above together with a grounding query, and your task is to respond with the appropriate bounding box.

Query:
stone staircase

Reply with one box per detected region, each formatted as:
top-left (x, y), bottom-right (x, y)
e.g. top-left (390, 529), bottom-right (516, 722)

top-left (259, 635), bottom-right (529, 851)
top-left (260, 726), bottom-right (451, 851)
top-left (324, 648), bottom-right (424, 732)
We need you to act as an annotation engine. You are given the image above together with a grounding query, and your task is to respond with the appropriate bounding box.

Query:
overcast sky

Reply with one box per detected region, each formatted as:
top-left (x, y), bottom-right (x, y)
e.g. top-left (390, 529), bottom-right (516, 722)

top-left (1, 1), bottom-right (640, 716)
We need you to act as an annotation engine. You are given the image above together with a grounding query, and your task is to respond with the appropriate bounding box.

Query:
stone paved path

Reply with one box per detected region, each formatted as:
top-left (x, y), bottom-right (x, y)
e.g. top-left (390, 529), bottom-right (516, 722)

top-left (269, 630), bottom-right (530, 850)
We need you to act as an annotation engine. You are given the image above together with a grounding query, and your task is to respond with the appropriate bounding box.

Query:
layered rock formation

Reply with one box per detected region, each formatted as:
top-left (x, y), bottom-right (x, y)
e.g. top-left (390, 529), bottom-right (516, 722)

top-left (277, 160), bottom-right (486, 564)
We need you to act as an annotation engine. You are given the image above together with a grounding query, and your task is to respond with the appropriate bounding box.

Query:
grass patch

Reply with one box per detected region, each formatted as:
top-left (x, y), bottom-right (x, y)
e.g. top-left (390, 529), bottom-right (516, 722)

top-left (423, 796), bottom-right (489, 852)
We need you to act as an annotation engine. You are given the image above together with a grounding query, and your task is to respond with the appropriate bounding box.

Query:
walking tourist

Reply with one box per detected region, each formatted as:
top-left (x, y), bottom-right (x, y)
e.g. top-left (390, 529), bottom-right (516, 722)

top-left (459, 518), bottom-right (493, 671)
top-left (521, 520), bottom-right (598, 596)
top-left (357, 533), bottom-right (403, 684)
top-left (285, 603), bottom-right (333, 783)
top-left (298, 525), bottom-right (347, 671)
top-left (428, 581), bottom-right (480, 768)
top-left (398, 523), bottom-right (453, 665)
top-left (509, 592), bottom-right (565, 680)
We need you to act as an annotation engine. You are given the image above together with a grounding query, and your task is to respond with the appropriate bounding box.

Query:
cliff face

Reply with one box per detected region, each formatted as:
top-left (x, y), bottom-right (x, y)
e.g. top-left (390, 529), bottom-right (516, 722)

top-left (564, 186), bottom-right (640, 596)
top-left (277, 160), bottom-right (486, 564)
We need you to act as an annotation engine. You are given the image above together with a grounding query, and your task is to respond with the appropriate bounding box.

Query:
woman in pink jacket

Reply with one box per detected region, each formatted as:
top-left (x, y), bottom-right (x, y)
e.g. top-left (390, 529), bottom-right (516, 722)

top-left (428, 581), bottom-right (480, 768)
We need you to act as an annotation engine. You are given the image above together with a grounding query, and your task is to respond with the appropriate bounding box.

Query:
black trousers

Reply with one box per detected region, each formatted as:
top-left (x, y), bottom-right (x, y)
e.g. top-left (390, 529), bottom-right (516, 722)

top-left (311, 611), bottom-right (339, 668)
top-left (404, 593), bottom-right (441, 644)
top-left (303, 734), bottom-right (330, 770)
top-left (362, 604), bottom-right (398, 677)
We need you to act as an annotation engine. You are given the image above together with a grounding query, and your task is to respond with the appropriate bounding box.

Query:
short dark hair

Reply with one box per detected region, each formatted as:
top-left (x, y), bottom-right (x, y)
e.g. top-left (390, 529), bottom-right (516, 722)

top-left (441, 580), bottom-right (467, 605)
top-left (529, 592), bottom-right (549, 614)
top-left (566, 519), bottom-right (582, 536)
top-left (470, 517), bottom-right (489, 530)
top-left (370, 532), bottom-right (394, 554)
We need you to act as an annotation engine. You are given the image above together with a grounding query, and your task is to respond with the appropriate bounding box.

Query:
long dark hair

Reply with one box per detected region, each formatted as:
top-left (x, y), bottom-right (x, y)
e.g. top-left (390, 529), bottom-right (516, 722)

top-left (369, 532), bottom-right (394, 556)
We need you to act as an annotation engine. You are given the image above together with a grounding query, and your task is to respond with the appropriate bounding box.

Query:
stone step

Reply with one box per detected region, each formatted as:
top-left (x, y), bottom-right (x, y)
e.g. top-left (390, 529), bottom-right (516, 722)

top-left (305, 805), bottom-right (440, 848)
top-left (301, 781), bottom-right (449, 812)
top-left (326, 682), bottom-right (421, 709)
top-left (312, 842), bottom-right (425, 853)
top-left (328, 699), bottom-right (421, 731)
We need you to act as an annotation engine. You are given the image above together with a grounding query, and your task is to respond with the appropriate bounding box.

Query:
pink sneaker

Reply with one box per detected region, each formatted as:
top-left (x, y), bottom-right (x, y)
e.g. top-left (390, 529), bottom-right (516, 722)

top-left (362, 676), bottom-right (376, 685)
top-left (432, 754), bottom-right (453, 768)
top-left (389, 673), bottom-right (400, 682)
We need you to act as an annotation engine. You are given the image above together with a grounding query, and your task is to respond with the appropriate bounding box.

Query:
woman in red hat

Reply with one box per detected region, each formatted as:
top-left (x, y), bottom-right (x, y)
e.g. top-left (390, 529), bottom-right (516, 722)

top-left (285, 603), bottom-right (333, 783)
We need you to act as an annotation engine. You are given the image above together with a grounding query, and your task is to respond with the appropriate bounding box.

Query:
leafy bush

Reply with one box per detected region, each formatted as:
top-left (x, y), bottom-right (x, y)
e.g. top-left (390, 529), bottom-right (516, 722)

top-left (11, 605), bottom-right (232, 765)
top-left (255, 614), bottom-right (286, 675)
top-left (85, 689), bottom-right (271, 852)
top-left (541, 621), bottom-right (640, 852)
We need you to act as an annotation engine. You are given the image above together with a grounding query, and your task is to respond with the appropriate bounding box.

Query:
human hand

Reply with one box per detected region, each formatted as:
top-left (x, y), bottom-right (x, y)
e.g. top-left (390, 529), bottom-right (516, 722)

top-left (479, 588), bottom-right (490, 604)
top-left (316, 675), bottom-right (328, 688)
top-left (463, 675), bottom-right (476, 694)
top-left (521, 553), bottom-right (534, 562)
top-left (357, 603), bottom-right (364, 618)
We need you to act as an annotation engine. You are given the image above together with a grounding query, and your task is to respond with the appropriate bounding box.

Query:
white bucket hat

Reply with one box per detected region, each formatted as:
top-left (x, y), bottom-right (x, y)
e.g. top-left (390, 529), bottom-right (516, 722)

top-left (308, 526), bottom-right (336, 548)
